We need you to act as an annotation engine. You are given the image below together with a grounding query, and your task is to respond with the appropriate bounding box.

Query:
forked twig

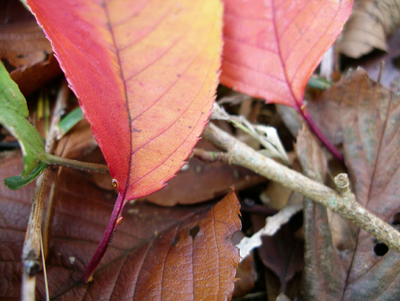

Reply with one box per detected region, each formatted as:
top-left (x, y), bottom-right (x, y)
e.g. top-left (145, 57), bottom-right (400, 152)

top-left (203, 123), bottom-right (400, 253)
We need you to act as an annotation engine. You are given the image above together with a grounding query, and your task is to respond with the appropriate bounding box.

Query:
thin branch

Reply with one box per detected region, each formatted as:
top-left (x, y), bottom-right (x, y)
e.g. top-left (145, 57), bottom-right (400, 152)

top-left (192, 148), bottom-right (229, 163)
top-left (40, 153), bottom-right (109, 174)
top-left (21, 168), bottom-right (50, 301)
top-left (21, 81), bottom-right (68, 301)
top-left (203, 123), bottom-right (400, 253)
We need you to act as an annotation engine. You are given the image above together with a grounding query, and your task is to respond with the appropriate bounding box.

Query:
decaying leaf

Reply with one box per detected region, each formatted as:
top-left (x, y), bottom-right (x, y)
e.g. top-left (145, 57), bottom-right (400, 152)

top-left (296, 125), bottom-right (347, 299)
top-left (0, 154), bottom-right (241, 300)
top-left (361, 29), bottom-right (400, 94)
top-left (252, 213), bottom-right (304, 296)
top-left (305, 69), bottom-right (400, 299)
top-left (140, 140), bottom-right (267, 206)
top-left (339, 0), bottom-right (400, 58)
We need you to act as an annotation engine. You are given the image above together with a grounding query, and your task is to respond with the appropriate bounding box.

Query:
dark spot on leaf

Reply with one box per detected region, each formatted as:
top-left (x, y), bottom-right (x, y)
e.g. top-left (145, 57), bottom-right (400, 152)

top-left (374, 242), bottom-right (388, 256)
top-left (391, 212), bottom-right (400, 225)
top-left (188, 126), bottom-right (192, 129)
top-left (132, 128), bottom-right (142, 133)
top-left (189, 225), bottom-right (200, 239)
top-left (177, 74), bottom-right (181, 77)
top-left (392, 56), bottom-right (400, 70)
top-left (172, 237), bottom-right (180, 246)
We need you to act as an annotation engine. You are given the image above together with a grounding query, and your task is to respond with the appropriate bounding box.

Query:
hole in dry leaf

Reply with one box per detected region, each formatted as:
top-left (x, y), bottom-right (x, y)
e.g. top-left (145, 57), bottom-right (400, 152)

top-left (189, 225), bottom-right (200, 239)
top-left (392, 56), bottom-right (400, 70)
top-left (172, 237), bottom-right (180, 246)
top-left (374, 242), bottom-right (389, 256)
top-left (391, 212), bottom-right (400, 225)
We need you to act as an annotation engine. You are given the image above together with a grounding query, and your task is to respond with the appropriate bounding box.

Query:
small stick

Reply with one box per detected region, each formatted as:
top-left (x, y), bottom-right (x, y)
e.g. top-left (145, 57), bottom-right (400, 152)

top-left (192, 148), bottom-right (229, 163)
top-left (21, 169), bottom-right (50, 301)
top-left (21, 80), bottom-right (68, 300)
top-left (203, 123), bottom-right (400, 253)
top-left (40, 153), bottom-right (109, 174)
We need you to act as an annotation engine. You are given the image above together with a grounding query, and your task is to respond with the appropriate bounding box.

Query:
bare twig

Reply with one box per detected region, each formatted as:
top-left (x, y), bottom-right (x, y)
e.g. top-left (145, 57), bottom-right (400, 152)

top-left (40, 153), bottom-right (109, 174)
top-left (192, 148), bottom-right (229, 163)
top-left (21, 81), bottom-right (69, 301)
top-left (21, 168), bottom-right (50, 301)
top-left (203, 123), bottom-right (400, 253)
top-left (42, 169), bottom-right (60, 259)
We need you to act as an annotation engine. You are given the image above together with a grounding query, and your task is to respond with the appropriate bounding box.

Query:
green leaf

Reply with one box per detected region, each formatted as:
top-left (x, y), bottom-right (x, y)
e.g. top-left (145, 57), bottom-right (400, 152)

top-left (307, 76), bottom-right (332, 90)
top-left (57, 107), bottom-right (84, 139)
top-left (4, 161), bottom-right (48, 190)
top-left (0, 62), bottom-right (46, 177)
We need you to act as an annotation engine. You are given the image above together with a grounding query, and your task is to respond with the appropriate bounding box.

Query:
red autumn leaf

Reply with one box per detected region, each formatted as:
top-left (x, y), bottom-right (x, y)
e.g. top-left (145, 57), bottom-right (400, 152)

top-left (0, 154), bottom-right (241, 300)
top-left (26, 0), bottom-right (223, 280)
top-left (221, 0), bottom-right (353, 109)
top-left (26, 0), bottom-right (222, 199)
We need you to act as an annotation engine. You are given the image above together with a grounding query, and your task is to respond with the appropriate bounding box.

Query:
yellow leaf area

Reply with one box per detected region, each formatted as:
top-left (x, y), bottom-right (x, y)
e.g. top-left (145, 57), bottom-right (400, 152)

top-left (28, 0), bottom-right (223, 199)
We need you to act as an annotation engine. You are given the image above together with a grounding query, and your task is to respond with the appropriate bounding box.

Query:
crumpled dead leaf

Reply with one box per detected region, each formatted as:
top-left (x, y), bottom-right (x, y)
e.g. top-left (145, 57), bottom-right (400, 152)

top-left (339, 0), bottom-right (400, 58)
top-left (0, 153), bottom-right (241, 300)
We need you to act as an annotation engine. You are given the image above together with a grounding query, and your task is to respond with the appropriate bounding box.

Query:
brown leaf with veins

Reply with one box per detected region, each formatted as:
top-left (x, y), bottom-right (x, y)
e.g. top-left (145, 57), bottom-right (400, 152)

top-left (0, 153), bottom-right (241, 300)
top-left (339, 0), bottom-right (400, 58)
top-left (296, 125), bottom-right (347, 300)
top-left (140, 140), bottom-right (267, 206)
top-left (251, 213), bottom-right (303, 296)
top-left (306, 69), bottom-right (400, 299)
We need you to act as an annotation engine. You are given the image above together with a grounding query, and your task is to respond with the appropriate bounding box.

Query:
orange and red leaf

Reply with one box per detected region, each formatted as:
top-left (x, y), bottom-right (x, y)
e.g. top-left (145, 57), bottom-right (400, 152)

top-left (221, 0), bottom-right (353, 109)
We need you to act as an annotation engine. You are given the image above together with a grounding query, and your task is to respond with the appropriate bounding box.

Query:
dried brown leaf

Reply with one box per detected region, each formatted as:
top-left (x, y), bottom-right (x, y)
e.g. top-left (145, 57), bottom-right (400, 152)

top-left (0, 154), bottom-right (241, 300)
top-left (306, 69), bottom-right (400, 299)
top-left (339, 0), bottom-right (400, 58)
top-left (252, 213), bottom-right (303, 295)
top-left (296, 125), bottom-right (347, 300)
top-left (140, 140), bottom-right (266, 206)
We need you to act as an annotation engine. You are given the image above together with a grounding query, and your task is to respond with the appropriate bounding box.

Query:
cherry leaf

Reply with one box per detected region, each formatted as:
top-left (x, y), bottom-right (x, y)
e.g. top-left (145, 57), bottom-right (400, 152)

top-left (221, 0), bottom-right (353, 109)
top-left (26, 0), bottom-right (223, 279)
top-left (26, 0), bottom-right (222, 200)
top-left (0, 154), bottom-right (241, 300)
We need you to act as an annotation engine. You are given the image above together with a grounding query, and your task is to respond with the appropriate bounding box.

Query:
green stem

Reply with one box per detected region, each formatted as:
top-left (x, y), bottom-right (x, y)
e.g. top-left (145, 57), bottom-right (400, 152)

top-left (40, 153), bottom-right (109, 174)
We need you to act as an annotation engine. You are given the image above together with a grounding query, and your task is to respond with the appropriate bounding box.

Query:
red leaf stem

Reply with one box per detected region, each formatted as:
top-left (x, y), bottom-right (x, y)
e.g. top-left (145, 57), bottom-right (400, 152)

top-left (82, 192), bottom-right (125, 283)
